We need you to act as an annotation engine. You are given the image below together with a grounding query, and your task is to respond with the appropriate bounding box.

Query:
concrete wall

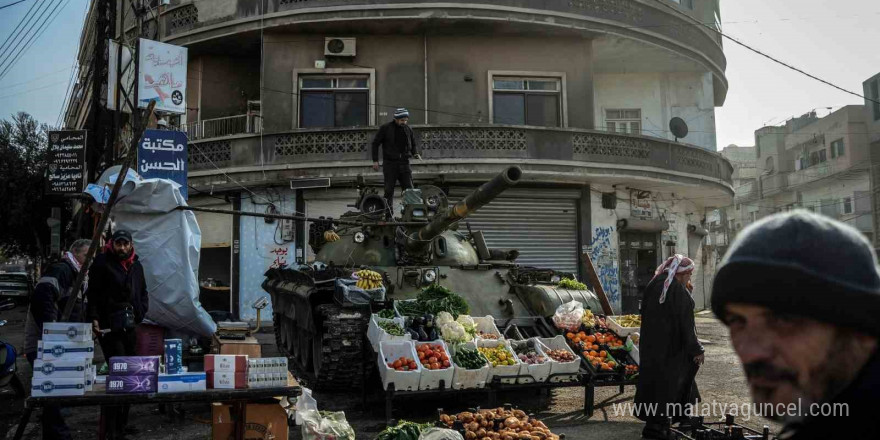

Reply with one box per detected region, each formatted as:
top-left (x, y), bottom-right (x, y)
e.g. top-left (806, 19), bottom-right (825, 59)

top-left (197, 54), bottom-right (260, 121)
top-left (593, 72), bottom-right (716, 150)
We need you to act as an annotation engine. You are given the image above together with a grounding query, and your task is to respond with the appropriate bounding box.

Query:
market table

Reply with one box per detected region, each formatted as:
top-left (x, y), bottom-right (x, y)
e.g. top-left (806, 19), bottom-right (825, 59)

top-left (13, 376), bottom-right (300, 440)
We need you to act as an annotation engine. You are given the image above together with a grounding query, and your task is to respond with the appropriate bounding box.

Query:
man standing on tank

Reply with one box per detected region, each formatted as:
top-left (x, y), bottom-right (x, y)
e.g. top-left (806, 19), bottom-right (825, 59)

top-left (371, 108), bottom-right (421, 219)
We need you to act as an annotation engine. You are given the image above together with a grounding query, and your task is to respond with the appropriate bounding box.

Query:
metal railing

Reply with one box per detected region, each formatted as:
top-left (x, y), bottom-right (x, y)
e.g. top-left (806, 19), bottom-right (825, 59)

top-left (183, 114), bottom-right (262, 140)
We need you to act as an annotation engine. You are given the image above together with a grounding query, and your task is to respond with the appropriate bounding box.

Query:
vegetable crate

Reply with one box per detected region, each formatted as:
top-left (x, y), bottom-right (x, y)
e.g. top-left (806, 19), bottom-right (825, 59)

top-left (415, 341), bottom-right (454, 391)
top-left (368, 315), bottom-right (411, 352)
top-left (509, 338), bottom-right (552, 384)
top-left (606, 316), bottom-right (640, 337)
top-left (477, 339), bottom-right (521, 385)
top-left (449, 341), bottom-right (490, 390)
top-left (539, 336), bottom-right (581, 383)
top-left (378, 341), bottom-right (423, 392)
top-left (472, 316), bottom-right (503, 340)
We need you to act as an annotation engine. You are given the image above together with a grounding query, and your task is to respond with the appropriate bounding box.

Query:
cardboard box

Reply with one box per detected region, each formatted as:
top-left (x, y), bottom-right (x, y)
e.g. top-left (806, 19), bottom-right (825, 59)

top-left (32, 359), bottom-right (90, 379)
top-left (38, 340), bottom-right (95, 361)
top-left (109, 356), bottom-right (160, 376)
top-left (207, 371), bottom-right (247, 389)
top-left (218, 336), bottom-right (262, 358)
top-left (205, 354), bottom-right (248, 373)
top-left (107, 374), bottom-right (158, 394)
top-left (158, 372), bottom-right (207, 393)
top-left (42, 322), bottom-right (92, 342)
top-left (164, 339), bottom-right (183, 374)
top-left (31, 377), bottom-right (87, 397)
top-left (211, 402), bottom-right (288, 440)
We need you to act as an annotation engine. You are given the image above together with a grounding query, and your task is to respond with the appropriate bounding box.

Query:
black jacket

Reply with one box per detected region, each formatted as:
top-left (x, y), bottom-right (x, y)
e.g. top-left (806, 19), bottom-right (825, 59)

top-left (24, 259), bottom-right (84, 354)
top-left (86, 252), bottom-right (149, 328)
top-left (371, 120), bottom-right (419, 162)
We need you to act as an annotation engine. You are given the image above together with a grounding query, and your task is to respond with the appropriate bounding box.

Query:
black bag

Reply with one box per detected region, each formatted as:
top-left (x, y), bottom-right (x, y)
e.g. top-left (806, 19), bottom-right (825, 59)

top-left (110, 304), bottom-right (136, 332)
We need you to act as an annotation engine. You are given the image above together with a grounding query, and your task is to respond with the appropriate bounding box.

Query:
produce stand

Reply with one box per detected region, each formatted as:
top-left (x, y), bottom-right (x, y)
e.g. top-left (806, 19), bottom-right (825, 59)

top-left (13, 377), bottom-right (300, 440)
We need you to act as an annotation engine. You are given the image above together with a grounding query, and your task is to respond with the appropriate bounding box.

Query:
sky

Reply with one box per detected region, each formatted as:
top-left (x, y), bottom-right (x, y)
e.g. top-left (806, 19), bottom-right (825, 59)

top-left (0, 0), bottom-right (878, 149)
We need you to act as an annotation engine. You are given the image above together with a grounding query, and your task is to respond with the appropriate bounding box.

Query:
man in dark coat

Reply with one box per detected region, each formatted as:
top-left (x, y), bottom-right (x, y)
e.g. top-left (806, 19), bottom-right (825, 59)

top-left (634, 254), bottom-right (704, 439)
top-left (713, 211), bottom-right (879, 439)
top-left (23, 239), bottom-right (91, 440)
top-left (371, 108), bottom-right (421, 218)
top-left (87, 229), bottom-right (149, 438)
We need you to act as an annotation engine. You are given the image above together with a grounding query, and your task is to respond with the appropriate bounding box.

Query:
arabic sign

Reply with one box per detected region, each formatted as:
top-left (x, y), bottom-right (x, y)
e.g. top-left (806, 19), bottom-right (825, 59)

top-left (46, 130), bottom-right (86, 195)
top-left (138, 38), bottom-right (187, 114)
top-left (137, 129), bottom-right (188, 199)
top-left (630, 190), bottom-right (653, 219)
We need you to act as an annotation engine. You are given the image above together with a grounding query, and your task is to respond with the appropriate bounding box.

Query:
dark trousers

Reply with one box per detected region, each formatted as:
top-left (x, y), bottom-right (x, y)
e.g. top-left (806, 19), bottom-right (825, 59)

top-left (383, 160), bottom-right (413, 217)
top-left (99, 330), bottom-right (137, 438)
top-left (26, 352), bottom-right (71, 440)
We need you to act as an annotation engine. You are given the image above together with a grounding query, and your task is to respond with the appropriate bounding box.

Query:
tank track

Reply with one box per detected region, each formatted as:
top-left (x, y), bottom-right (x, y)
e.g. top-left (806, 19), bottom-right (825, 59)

top-left (310, 303), bottom-right (369, 390)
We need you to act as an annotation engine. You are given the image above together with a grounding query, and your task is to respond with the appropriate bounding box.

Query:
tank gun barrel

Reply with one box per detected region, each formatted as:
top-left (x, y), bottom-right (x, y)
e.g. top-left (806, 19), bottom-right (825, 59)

top-left (409, 166), bottom-right (522, 248)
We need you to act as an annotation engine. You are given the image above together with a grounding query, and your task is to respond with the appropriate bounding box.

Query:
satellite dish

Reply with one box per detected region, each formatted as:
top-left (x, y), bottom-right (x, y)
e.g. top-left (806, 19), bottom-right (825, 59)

top-left (669, 117), bottom-right (689, 141)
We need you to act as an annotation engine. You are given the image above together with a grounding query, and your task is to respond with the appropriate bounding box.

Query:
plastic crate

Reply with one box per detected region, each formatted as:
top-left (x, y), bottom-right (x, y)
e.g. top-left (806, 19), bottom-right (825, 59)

top-left (368, 315), bottom-right (411, 352)
top-left (415, 341), bottom-right (454, 390)
top-left (477, 339), bottom-right (521, 385)
top-left (377, 341), bottom-right (422, 392)
top-left (449, 341), bottom-right (490, 390)
top-left (509, 338), bottom-right (551, 384)
top-left (472, 316), bottom-right (503, 341)
top-left (538, 335), bottom-right (581, 383)
top-left (607, 316), bottom-right (640, 337)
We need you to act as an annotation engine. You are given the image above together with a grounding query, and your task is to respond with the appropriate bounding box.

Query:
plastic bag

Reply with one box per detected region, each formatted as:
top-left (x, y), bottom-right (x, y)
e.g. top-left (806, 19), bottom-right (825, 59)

top-left (295, 387), bottom-right (318, 425)
top-left (301, 410), bottom-right (356, 440)
top-left (419, 428), bottom-right (465, 440)
top-left (335, 278), bottom-right (386, 305)
top-left (552, 300), bottom-right (584, 332)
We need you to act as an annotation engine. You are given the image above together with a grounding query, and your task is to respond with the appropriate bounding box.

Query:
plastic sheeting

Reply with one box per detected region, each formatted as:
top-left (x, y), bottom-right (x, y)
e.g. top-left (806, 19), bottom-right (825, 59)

top-left (111, 178), bottom-right (217, 336)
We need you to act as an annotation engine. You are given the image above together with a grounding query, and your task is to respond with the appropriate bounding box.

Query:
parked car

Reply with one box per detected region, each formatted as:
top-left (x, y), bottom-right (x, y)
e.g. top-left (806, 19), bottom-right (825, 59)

top-left (0, 272), bottom-right (32, 302)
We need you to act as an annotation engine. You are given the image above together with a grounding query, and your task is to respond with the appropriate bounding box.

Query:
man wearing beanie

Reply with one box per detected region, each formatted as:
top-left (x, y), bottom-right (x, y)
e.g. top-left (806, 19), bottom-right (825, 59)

top-left (634, 254), bottom-right (704, 439)
top-left (371, 108), bottom-right (421, 218)
top-left (712, 211), bottom-right (879, 439)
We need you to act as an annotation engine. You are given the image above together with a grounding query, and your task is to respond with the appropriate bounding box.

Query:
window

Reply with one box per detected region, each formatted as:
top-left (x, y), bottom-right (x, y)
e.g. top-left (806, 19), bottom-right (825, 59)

top-left (749, 212), bottom-right (757, 223)
top-left (831, 139), bottom-right (845, 158)
top-left (605, 109), bottom-right (642, 135)
top-left (843, 197), bottom-right (854, 215)
top-left (299, 76), bottom-right (370, 128)
top-left (491, 77), bottom-right (562, 127)
top-left (765, 156), bottom-right (775, 173)
top-left (670, 0), bottom-right (694, 9)
top-left (872, 80), bottom-right (880, 121)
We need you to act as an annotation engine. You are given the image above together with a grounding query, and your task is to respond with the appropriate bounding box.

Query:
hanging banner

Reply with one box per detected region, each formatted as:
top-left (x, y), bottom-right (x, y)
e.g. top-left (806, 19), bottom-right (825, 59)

top-left (107, 39), bottom-right (134, 112)
top-left (138, 38), bottom-right (187, 114)
top-left (137, 129), bottom-right (188, 199)
top-left (46, 130), bottom-right (87, 195)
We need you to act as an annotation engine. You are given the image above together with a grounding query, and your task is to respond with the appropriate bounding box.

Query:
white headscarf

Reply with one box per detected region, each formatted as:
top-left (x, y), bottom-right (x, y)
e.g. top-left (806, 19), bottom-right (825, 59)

top-left (650, 254), bottom-right (695, 304)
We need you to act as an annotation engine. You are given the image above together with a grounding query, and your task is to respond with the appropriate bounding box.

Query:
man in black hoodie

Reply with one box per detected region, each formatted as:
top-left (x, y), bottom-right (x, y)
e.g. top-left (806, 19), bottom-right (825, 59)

top-left (371, 108), bottom-right (421, 218)
top-left (87, 229), bottom-right (148, 438)
top-left (712, 211), bottom-right (879, 439)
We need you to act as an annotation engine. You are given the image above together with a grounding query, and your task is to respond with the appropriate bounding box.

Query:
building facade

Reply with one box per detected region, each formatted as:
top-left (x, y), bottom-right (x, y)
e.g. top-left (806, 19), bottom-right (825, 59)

top-left (63, 0), bottom-right (732, 317)
top-left (863, 73), bottom-right (880, 251)
top-left (707, 144), bottom-right (756, 250)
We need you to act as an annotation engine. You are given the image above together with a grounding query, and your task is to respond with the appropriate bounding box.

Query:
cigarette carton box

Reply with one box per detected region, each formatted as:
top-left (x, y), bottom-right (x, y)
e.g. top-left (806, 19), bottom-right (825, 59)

top-left (109, 356), bottom-right (160, 376)
top-left (208, 371), bottom-right (247, 389)
top-left (32, 359), bottom-right (90, 379)
top-left (158, 372), bottom-right (207, 393)
top-left (38, 340), bottom-right (95, 361)
top-left (42, 322), bottom-right (92, 342)
top-left (205, 354), bottom-right (248, 373)
top-left (164, 339), bottom-right (183, 374)
top-left (107, 374), bottom-right (158, 394)
top-left (31, 377), bottom-right (87, 397)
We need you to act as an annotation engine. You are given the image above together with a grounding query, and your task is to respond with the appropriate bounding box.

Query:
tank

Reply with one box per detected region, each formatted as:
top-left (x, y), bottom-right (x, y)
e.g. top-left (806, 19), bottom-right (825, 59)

top-left (262, 166), bottom-right (604, 389)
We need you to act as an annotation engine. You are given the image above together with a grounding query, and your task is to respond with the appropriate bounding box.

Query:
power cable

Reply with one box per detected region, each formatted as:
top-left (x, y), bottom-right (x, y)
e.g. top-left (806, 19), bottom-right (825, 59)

top-left (0, 0), bottom-right (66, 81)
top-left (0, 65), bottom-right (69, 90)
top-left (0, 0), bottom-right (27, 10)
top-left (0, 0), bottom-right (41, 62)
top-left (0, 78), bottom-right (67, 99)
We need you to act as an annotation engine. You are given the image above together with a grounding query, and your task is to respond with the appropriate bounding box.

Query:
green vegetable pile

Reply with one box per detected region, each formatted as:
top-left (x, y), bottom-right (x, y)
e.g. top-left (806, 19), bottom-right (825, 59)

top-left (377, 309), bottom-right (396, 319)
top-left (558, 278), bottom-right (588, 290)
top-left (452, 346), bottom-right (487, 370)
top-left (376, 420), bottom-right (434, 440)
top-left (378, 320), bottom-right (405, 336)
top-left (395, 285), bottom-right (470, 318)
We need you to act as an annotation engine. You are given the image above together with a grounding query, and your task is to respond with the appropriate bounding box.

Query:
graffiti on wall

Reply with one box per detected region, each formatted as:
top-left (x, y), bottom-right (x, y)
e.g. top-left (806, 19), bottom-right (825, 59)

top-left (588, 226), bottom-right (621, 308)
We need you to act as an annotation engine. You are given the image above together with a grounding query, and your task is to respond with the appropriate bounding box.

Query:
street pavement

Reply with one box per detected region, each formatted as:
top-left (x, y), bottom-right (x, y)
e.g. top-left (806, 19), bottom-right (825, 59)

top-left (0, 304), bottom-right (777, 439)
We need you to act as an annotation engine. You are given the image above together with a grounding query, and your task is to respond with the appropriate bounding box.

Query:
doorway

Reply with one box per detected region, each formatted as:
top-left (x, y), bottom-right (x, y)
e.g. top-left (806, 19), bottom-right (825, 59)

top-left (619, 231), bottom-right (659, 314)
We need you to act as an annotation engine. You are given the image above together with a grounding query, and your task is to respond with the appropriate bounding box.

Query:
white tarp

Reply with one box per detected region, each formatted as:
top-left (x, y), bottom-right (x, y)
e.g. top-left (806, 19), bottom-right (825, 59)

top-left (111, 177), bottom-right (216, 336)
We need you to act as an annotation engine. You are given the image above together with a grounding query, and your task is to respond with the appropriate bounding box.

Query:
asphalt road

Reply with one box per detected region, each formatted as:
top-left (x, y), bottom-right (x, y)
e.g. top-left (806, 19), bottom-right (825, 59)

top-left (0, 304), bottom-right (777, 440)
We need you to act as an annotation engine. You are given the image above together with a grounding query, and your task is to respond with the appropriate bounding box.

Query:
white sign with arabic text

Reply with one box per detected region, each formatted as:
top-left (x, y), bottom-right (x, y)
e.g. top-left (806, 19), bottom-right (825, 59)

top-left (138, 38), bottom-right (187, 114)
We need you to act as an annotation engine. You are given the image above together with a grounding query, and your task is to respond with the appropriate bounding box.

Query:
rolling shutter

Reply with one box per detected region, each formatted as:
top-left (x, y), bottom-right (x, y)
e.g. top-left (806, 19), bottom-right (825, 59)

top-left (451, 189), bottom-right (579, 273)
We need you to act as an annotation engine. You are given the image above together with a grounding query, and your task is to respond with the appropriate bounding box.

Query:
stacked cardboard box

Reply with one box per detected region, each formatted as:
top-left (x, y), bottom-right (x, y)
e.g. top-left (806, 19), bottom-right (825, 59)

top-left (205, 354), bottom-right (248, 389)
top-left (107, 356), bottom-right (160, 394)
top-left (31, 323), bottom-right (95, 397)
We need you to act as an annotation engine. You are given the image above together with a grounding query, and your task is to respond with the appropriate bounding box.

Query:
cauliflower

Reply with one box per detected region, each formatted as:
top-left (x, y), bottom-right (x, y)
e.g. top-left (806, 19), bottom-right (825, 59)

top-left (440, 321), bottom-right (469, 343)
top-left (456, 315), bottom-right (477, 339)
top-left (436, 311), bottom-right (455, 326)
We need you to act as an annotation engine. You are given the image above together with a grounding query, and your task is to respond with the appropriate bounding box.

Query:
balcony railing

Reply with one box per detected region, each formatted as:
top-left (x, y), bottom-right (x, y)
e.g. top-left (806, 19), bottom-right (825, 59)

top-left (183, 115), bottom-right (262, 141)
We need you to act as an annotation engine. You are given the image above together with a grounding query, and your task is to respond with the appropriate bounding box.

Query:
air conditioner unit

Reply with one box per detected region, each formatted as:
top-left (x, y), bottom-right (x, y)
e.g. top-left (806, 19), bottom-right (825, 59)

top-left (325, 38), bottom-right (356, 57)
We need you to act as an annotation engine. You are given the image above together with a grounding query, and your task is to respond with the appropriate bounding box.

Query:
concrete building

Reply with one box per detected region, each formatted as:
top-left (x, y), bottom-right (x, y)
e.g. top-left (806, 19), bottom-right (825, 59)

top-left (707, 145), bottom-right (756, 249)
top-left (62, 0), bottom-right (732, 317)
top-left (863, 73), bottom-right (880, 251)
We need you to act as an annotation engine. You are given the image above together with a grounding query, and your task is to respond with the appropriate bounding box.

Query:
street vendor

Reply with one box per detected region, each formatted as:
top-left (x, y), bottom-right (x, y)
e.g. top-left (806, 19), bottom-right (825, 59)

top-left (634, 254), bottom-right (704, 439)
top-left (712, 211), bottom-right (879, 439)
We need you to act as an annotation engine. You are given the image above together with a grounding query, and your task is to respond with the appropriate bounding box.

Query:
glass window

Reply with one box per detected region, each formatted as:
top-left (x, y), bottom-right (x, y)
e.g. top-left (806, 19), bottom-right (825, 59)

top-left (605, 109), bottom-right (642, 135)
top-left (492, 76), bottom-right (562, 127)
top-left (301, 92), bottom-right (335, 128)
top-left (301, 78), bottom-right (334, 89)
top-left (831, 139), bottom-right (845, 158)
top-left (299, 75), bottom-right (370, 128)
top-left (844, 197), bottom-right (854, 214)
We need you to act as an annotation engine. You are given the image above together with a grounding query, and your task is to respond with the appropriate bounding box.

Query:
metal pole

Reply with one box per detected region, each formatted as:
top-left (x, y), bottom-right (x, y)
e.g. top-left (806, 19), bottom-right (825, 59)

top-left (61, 101), bottom-right (156, 321)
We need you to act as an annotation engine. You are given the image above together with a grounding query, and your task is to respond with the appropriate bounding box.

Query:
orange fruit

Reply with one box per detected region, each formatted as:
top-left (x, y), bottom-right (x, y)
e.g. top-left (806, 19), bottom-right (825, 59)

top-left (599, 350), bottom-right (607, 358)
top-left (566, 332), bottom-right (575, 340)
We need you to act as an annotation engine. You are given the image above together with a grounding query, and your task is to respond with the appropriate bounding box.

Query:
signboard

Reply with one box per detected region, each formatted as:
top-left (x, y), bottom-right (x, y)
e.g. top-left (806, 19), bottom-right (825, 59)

top-left (630, 190), bottom-right (653, 219)
top-left (45, 130), bottom-right (86, 195)
top-left (138, 38), bottom-right (187, 114)
top-left (138, 129), bottom-right (188, 199)
top-left (107, 39), bottom-right (134, 112)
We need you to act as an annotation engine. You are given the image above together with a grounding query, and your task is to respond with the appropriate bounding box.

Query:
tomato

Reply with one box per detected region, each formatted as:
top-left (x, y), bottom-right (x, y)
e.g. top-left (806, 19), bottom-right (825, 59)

top-left (409, 361), bottom-right (418, 370)
top-left (442, 359), bottom-right (450, 368)
top-left (428, 356), bottom-right (438, 364)
top-left (418, 352), bottom-right (425, 360)
top-left (392, 360), bottom-right (402, 368)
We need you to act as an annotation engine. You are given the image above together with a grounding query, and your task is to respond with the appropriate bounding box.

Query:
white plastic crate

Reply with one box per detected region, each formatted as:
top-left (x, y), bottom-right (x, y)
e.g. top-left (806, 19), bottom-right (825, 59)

top-left (415, 341), bottom-right (454, 390)
top-left (538, 335), bottom-right (581, 383)
top-left (449, 341), bottom-right (490, 390)
top-left (477, 339), bottom-right (521, 385)
top-left (377, 341), bottom-right (422, 392)
top-left (368, 315), bottom-right (411, 352)
top-left (607, 315), bottom-right (640, 337)
top-left (509, 338), bottom-right (551, 384)
top-left (472, 316), bottom-right (503, 340)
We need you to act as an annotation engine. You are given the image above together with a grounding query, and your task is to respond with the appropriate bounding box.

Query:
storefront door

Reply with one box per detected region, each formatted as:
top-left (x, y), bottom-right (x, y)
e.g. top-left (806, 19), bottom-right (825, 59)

top-left (618, 232), bottom-right (659, 314)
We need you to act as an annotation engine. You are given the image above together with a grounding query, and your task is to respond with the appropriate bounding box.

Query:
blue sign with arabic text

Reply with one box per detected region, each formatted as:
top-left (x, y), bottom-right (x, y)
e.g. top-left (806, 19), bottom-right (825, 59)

top-left (137, 129), bottom-right (188, 199)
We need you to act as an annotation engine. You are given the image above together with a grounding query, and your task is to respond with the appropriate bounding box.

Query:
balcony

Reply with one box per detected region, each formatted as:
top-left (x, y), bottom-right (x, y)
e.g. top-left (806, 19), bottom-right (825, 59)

top-left (183, 115), bottom-right (263, 141)
top-left (734, 180), bottom-right (758, 203)
top-left (186, 124), bottom-right (733, 191)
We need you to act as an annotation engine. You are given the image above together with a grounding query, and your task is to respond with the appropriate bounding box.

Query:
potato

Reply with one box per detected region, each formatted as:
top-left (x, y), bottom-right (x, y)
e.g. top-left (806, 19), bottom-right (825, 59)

top-left (477, 429), bottom-right (487, 437)
top-left (504, 417), bottom-right (520, 429)
top-left (465, 432), bottom-right (477, 440)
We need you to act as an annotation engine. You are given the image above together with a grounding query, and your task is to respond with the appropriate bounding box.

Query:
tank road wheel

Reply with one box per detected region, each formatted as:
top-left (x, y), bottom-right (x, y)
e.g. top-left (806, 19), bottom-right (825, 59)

top-left (310, 304), bottom-right (369, 390)
top-left (272, 313), bottom-right (290, 357)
